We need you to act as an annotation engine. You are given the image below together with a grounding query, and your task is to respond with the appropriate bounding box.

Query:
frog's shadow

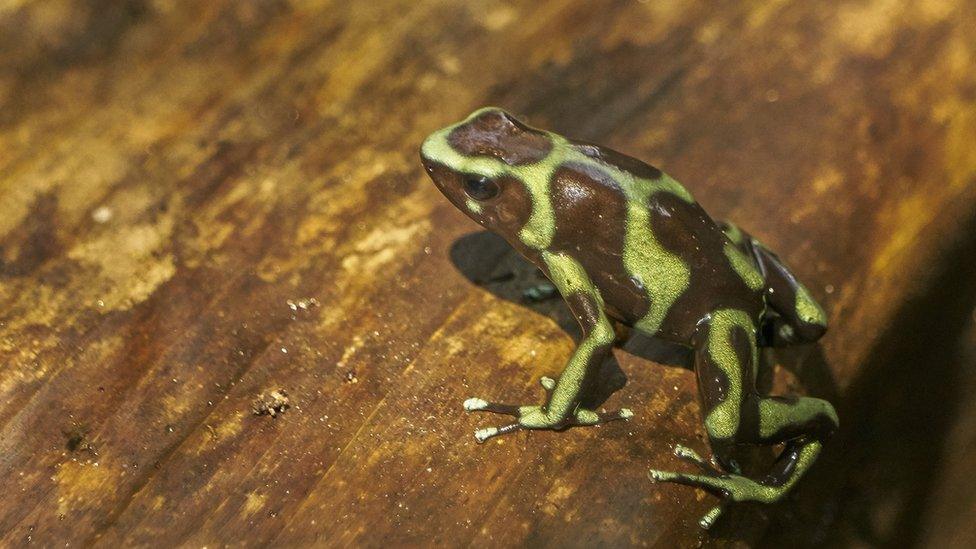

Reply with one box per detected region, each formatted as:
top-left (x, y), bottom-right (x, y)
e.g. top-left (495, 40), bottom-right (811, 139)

top-left (449, 230), bottom-right (840, 409)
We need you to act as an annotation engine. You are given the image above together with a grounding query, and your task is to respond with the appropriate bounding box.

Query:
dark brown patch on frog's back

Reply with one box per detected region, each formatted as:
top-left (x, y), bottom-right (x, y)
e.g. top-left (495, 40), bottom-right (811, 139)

top-left (569, 139), bottom-right (663, 180)
top-left (447, 109), bottom-right (553, 166)
top-left (651, 193), bottom-right (764, 341)
top-left (548, 161), bottom-right (651, 325)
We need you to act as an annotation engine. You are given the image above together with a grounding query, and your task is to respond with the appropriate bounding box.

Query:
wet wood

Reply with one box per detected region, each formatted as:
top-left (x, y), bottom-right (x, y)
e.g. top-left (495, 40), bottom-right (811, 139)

top-left (1, 1), bottom-right (975, 546)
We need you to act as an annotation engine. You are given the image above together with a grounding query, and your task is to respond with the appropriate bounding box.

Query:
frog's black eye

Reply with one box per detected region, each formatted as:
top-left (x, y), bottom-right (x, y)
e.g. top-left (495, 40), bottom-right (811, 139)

top-left (461, 175), bottom-right (500, 201)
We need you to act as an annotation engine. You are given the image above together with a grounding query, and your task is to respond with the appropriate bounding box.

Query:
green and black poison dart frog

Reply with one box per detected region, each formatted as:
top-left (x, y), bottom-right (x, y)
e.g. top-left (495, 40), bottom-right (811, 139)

top-left (419, 107), bottom-right (838, 528)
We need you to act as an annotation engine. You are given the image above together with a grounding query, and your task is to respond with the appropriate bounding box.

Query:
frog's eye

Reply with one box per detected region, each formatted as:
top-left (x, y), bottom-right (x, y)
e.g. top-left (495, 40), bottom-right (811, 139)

top-left (461, 175), bottom-right (499, 201)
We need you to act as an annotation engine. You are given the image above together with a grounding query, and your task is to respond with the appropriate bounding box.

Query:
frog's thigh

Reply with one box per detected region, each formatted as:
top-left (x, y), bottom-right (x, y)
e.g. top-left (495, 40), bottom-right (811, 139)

top-left (692, 308), bottom-right (758, 448)
top-left (693, 309), bottom-right (837, 445)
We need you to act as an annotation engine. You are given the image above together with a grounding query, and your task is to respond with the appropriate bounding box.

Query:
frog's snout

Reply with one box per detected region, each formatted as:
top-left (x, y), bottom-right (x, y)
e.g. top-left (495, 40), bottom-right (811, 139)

top-left (419, 148), bottom-right (451, 199)
top-left (419, 155), bottom-right (435, 176)
top-left (418, 137), bottom-right (438, 176)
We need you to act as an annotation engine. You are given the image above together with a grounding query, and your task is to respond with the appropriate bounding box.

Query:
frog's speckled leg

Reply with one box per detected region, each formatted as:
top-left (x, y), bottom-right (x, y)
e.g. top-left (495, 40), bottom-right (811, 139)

top-left (463, 251), bottom-right (632, 442)
top-left (649, 307), bottom-right (838, 528)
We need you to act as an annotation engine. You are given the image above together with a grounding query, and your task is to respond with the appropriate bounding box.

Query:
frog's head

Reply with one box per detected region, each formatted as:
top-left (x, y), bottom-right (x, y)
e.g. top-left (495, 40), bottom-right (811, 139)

top-left (420, 107), bottom-right (553, 242)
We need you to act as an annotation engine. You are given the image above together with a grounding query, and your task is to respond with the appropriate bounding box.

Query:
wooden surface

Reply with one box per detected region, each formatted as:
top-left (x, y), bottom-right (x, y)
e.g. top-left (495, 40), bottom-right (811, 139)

top-left (2, 1), bottom-right (976, 546)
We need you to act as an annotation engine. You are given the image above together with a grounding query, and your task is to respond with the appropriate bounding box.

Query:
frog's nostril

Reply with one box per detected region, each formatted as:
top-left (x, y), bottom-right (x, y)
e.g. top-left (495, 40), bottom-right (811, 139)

top-left (419, 153), bottom-right (435, 175)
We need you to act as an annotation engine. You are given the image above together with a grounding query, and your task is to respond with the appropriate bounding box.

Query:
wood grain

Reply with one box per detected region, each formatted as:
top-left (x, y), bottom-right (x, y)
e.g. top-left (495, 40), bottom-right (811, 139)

top-left (1, 1), bottom-right (975, 546)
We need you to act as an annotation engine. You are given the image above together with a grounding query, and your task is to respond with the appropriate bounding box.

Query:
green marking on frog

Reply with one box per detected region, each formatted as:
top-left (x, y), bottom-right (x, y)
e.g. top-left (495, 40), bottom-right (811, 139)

top-left (722, 222), bottom-right (746, 245)
top-left (702, 308), bottom-right (755, 440)
top-left (757, 395), bottom-right (839, 439)
top-left (724, 242), bottom-right (765, 291)
top-left (623, 182), bottom-right (692, 334)
top-left (795, 284), bottom-right (827, 326)
top-left (542, 249), bottom-right (601, 299)
top-left (464, 197), bottom-right (483, 214)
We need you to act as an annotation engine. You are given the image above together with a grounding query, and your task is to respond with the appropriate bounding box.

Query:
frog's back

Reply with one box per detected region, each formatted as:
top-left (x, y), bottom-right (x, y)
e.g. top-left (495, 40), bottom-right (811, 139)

top-left (419, 107), bottom-right (765, 344)
top-left (548, 138), bottom-right (766, 342)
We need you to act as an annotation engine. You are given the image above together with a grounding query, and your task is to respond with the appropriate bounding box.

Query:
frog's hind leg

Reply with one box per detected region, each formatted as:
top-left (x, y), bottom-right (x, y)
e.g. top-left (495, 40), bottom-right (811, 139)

top-left (720, 222), bottom-right (827, 346)
top-left (648, 308), bottom-right (838, 528)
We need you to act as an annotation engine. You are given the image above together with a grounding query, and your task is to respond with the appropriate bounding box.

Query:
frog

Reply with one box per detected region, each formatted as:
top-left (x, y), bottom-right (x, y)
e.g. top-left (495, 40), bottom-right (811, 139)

top-left (419, 107), bottom-right (838, 528)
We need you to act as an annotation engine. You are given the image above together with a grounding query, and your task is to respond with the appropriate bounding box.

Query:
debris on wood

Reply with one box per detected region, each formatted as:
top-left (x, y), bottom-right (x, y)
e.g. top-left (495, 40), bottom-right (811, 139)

top-left (251, 390), bottom-right (290, 418)
top-left (286, 298), bottom-right (320, 312)
top-left (62, 427), bottom-right (97, 457)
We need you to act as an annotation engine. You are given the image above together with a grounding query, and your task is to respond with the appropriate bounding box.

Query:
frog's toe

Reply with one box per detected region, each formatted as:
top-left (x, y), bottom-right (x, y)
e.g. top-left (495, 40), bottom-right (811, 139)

top-left (648, 468), bottom-right (683, 483)
top-left (464, 378), bottom-right (556, 417)
top-left (463, 391), bottom-right (631, 443)
top-left (571, 407), bottom-right (633, 426)
top-left (671, 444), bottom-right (723, 475)
top-left (649, 468), bottom-right (731, 496)
top-left (698, 505), bottom-right (725, 530)
top-left (649, 468), bottom-right (783, 505)
top-left (473, 423), bottom-right (520, 443)
top-left (470, 405), bottom-right (558, 442)
top-left (647, 469), bottom-right (729, 529)
top-left (463, 397), bottom-right (488, 411)
top-left (673, 444), bottom-right (706, 464)
top-left (465, 402), bottom-right (546, 442)
top-left (539, 376), bottom-right (556, 392)
top-left (462, 397), bottom-right (521, 417)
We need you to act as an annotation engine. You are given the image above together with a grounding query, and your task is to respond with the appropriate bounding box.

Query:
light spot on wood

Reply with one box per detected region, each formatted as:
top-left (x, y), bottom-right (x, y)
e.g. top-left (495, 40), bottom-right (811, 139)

top-left (67, 220), bottom-right (176, 311)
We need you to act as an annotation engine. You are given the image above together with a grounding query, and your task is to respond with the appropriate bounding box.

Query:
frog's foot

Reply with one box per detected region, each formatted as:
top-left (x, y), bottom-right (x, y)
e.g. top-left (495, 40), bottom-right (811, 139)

top-left (648, 467), bottom-right (784, 528)
top-left (463, 378), bottom-right (632, 443)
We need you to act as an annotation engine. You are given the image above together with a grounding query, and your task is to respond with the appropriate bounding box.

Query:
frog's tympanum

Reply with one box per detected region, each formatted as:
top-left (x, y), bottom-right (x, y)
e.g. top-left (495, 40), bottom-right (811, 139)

top-left (420, 108), bottom-right (838, 528)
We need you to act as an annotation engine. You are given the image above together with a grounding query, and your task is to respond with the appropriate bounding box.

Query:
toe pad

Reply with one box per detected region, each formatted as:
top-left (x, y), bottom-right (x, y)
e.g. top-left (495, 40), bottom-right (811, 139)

top-left (463, 398), bottom-right (489, 411)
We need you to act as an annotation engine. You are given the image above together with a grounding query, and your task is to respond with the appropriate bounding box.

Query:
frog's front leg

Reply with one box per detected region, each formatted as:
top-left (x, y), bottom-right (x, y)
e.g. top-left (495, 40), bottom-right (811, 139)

top-left (464, 252), bottom-right (633, 442)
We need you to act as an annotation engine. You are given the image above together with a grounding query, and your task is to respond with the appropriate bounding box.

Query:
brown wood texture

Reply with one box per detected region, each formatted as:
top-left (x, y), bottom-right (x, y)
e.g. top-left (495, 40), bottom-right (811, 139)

top-left (2, 1), bottom-right (976, 546)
